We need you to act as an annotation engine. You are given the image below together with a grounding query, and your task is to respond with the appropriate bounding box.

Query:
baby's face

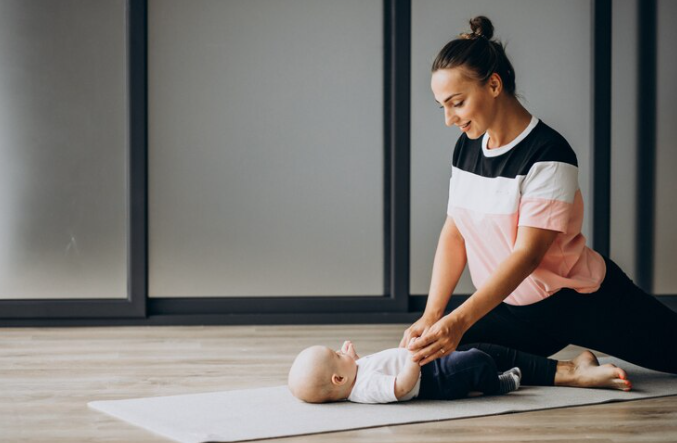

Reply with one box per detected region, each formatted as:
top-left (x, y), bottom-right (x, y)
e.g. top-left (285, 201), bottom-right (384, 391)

top-left (329, 346), bottom-right (357, 386)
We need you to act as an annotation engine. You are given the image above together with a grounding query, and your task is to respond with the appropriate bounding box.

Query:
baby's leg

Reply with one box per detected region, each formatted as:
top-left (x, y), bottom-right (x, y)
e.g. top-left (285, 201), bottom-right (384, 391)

top-left (419, 348), bottom-right (501, 399)
top-left (457, 342), bottom-right (557, 386)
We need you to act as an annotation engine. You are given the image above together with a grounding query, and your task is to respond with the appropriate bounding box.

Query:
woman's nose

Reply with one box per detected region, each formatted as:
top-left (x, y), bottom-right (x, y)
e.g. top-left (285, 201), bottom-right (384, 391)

top-left (445, 109), bottom-right (456, 127)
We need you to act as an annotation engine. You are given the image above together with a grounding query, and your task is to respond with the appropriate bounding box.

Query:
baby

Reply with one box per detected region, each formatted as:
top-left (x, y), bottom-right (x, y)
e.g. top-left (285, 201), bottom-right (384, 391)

top-left (288, 340), bottom-right (521, 404)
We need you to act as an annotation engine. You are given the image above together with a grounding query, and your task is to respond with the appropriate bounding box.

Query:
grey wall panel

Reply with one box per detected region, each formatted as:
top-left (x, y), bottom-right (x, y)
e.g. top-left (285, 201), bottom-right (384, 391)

top-left (609, 0), bottom-right (638, 280)
top-left (148, 0), bottom-right (384, 297)
top-left (410, 0), bottom-right (592, 296)
top-left (654, 0), bottom-right (677, 294)
top-left (0, 0), bottom-right (128, 300)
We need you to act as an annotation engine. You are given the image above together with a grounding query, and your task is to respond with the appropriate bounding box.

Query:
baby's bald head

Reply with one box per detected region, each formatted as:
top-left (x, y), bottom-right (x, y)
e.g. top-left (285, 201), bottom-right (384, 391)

top-left (288, 346), bottom-right (341, 403)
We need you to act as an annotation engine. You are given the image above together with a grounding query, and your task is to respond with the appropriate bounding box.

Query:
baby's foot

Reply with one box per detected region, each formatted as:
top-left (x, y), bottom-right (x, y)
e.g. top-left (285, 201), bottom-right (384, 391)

top-left (498, 367), bottom-right (521, 394)
top-left (504, 367), bottom-right (522, 381)
top-left (558, 350), bottom-right (632, 391)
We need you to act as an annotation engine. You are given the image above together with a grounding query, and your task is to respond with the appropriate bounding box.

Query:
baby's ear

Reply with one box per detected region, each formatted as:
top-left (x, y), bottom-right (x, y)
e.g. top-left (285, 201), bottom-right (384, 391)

top-left (331, 374), bottom-right (346, 386)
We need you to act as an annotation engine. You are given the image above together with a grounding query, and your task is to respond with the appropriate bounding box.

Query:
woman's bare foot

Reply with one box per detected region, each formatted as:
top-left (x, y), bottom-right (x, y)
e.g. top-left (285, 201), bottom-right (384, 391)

top-left (555, 350), bottom-right (632, 391)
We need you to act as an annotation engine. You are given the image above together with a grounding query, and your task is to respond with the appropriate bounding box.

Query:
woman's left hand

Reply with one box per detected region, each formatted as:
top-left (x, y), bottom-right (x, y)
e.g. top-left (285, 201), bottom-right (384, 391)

top-left (407, 314), bottom-right (465, 366)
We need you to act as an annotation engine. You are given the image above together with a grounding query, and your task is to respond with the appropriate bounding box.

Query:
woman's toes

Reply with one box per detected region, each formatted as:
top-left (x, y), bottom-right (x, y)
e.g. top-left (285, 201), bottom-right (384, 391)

top-left (608, 364), bottom-right (629, 381)
top-left (618, 378), bottom-right (632, 391)
top-left (617, 367), bottom-right (628, 381)
top-left (610, 372), bottom-right (632, 391)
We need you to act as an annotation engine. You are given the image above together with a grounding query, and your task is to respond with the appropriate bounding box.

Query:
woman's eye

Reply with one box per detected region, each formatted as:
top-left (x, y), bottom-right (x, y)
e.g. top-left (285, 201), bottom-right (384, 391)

top-left (453, 101), bottom-right (464, 108)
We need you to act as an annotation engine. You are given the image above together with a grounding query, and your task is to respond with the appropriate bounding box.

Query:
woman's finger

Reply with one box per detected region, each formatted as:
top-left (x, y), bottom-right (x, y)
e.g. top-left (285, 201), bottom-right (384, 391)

top-left (418, 342), bottom-right (450, 366)
top-left (421, 339), bottom-right (461, 366)
top-left (409, 326), bottom-right (438, 350)
top-left (419, 352), bottom-right (441, 366)
top-left (412, 338), bottom-right (441, 363)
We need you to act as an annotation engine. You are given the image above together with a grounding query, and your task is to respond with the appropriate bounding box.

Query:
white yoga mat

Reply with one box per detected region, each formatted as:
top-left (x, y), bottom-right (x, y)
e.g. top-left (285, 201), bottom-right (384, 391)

top-left (89, 357), bottom-right (677, 443)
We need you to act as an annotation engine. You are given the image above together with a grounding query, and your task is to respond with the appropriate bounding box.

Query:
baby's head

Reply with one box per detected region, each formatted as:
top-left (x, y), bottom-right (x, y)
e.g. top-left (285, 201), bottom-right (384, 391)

top-left (288, 345), bottom-right (357, 403)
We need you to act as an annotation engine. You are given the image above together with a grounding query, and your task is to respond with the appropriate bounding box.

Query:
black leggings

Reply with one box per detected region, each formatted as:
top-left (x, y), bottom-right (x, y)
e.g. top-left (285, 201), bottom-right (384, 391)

top-left (459, 256), bottom-right (677, 376)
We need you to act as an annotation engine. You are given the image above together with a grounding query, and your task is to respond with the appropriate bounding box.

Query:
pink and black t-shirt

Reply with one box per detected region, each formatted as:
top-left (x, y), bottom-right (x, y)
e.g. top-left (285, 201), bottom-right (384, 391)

top-left (447, 116), bottom-right (606, 306)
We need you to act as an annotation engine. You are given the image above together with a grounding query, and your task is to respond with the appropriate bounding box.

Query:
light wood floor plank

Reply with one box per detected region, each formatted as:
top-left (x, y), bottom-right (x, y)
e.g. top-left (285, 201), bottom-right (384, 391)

top-left (1, 325), bottom-right (675, 442)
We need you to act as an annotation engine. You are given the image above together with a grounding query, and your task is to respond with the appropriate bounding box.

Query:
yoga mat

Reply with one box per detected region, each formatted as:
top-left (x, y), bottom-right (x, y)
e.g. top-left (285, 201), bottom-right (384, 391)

top-left (89, 357), bottom-right (677, 443)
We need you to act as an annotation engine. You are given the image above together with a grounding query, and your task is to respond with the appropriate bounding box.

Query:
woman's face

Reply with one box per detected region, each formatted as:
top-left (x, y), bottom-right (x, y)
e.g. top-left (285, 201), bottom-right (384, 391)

top-left (431, 67), bottom-right (499, 139)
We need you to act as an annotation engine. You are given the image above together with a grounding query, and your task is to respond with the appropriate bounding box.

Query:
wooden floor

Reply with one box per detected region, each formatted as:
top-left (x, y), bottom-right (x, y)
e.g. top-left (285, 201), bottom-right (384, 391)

top-left (1, 324), bottom-right (676, 442)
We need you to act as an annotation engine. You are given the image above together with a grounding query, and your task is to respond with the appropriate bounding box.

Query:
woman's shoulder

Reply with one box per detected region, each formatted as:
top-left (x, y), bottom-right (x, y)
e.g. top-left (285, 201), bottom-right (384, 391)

top-left (524, 120), bottom-right (578, 168)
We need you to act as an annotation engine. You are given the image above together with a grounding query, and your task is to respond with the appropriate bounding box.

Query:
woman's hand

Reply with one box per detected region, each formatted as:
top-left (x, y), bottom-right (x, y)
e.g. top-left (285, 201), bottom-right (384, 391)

top-left (407, 314), bottom-right (466, 366)
top-left (399, 313), bottom-right (440, 349)
top-left (340, 340), bottom-right (359, 360)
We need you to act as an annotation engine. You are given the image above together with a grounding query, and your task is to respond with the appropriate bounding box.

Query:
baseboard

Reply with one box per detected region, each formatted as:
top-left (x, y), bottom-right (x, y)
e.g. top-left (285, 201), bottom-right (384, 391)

top-left (1, 295), bottom-right (675, 328)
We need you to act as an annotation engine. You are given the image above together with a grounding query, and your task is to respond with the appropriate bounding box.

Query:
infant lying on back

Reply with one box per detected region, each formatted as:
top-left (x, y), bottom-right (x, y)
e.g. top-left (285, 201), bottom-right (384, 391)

top-left (288, 340), bottom-right (520, 404)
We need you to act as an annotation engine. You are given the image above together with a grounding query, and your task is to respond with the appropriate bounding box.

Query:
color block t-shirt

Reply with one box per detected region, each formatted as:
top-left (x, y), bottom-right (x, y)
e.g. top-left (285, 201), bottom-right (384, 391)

top-left (446, 116), bottom-right (606, 306)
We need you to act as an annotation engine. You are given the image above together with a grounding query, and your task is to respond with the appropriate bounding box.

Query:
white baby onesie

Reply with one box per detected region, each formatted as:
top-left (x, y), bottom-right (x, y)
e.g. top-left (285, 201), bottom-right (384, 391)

top-left (347, 348), bottom-right (421, 404)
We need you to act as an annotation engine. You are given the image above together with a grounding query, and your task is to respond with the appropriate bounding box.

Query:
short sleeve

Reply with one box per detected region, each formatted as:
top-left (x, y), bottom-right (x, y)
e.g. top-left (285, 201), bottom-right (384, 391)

top-left (518, 161), bottom-right (578, 233)
top-left (347, 372), bottom-right (397, 404)
top-left (446, 172), bottom-right (454, 216)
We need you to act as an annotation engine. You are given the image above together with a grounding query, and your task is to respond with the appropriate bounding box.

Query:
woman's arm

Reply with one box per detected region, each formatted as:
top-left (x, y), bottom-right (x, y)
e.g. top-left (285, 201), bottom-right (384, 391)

top-left (454, 225), bottom-right (557, 329)
top-left (425, 216), bottom-right (468, 317)
top-left (410, 225), bottom-right (558, 365)
top-left (400, 216), bottom-right (467, 347)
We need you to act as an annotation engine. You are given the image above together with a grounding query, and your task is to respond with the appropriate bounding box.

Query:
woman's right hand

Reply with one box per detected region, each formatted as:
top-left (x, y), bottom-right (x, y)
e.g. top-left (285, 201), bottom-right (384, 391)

top-left (399, 313), bottom-right (440, 349)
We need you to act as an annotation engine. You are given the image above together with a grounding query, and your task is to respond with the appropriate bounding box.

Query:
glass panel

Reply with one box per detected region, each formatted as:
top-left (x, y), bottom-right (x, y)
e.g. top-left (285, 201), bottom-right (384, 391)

top-left (654, 0), bottom-right (677, 294)
top-left (410, 0), bottom-right (592, 295)
top-left (148, 0), bottom-right (384, 297)
top-left (0, 0), bottom-right (128, 300)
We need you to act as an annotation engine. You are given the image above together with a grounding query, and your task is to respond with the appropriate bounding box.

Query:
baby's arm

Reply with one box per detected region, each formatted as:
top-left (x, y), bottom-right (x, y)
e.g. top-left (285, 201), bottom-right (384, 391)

top-left (394, 343), bottom-right (422, 400)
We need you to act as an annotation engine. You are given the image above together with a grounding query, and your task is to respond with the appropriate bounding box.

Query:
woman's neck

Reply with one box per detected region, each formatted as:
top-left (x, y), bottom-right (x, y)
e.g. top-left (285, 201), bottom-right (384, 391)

top-left (485, 97), bottom-right (532, 149)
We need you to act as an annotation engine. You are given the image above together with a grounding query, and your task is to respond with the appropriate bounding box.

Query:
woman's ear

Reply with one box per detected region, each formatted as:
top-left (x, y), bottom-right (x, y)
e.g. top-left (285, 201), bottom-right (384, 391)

top-left (331, 374), bottom-right (347, 386)
top-left (488, 72), bottom-right (503, 97)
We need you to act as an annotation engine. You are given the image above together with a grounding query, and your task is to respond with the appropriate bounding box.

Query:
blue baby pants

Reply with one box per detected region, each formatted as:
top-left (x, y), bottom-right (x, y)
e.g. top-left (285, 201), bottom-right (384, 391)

top-left (417, 348), bottom-right (500, 400)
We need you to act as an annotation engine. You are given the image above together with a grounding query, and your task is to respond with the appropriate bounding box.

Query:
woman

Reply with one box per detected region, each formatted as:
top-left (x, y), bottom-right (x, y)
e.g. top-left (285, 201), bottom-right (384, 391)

top-left (401, 16), bottom-right (677, 384)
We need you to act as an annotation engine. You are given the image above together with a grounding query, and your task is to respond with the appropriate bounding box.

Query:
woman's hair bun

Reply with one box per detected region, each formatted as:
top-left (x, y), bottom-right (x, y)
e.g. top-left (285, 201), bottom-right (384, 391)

top-left (433, 15), bottom-right (516, 96)
top-left (461, 16), bottom-right (494, 41)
